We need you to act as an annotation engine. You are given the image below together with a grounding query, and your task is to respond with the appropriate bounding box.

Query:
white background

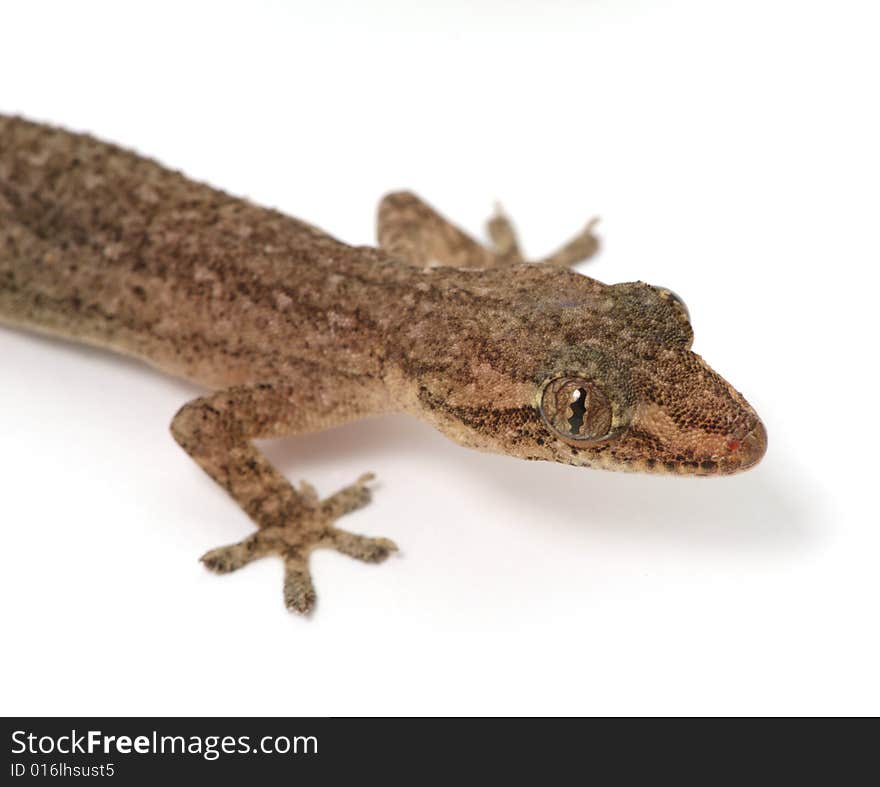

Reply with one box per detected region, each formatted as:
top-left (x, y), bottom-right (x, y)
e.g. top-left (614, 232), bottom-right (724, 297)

top-left (1, 1), bottom-right (877, 716)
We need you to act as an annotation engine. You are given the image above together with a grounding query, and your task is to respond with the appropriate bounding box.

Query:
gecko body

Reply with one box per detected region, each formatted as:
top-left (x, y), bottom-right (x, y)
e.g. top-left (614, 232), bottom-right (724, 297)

top-left (0, 115), bottom-right (766, 612)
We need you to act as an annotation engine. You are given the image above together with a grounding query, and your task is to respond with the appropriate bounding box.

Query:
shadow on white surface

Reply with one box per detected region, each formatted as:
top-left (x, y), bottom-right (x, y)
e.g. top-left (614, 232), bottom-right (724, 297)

top-left (3, 325), bottom-right (818, 557)
top-left (3, 322), bottom-right (818, 564)
top-left (264, 412), bottom-right (821, 555)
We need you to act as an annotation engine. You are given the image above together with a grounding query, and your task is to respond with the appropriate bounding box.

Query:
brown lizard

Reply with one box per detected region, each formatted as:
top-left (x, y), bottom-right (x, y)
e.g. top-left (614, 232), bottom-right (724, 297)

top-left (0, 115), bottom-right (766, 613)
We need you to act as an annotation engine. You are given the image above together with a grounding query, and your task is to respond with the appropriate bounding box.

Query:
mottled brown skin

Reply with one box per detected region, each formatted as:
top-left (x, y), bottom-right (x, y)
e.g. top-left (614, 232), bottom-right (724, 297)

top-left (0, 115), bottom-right (766, 613)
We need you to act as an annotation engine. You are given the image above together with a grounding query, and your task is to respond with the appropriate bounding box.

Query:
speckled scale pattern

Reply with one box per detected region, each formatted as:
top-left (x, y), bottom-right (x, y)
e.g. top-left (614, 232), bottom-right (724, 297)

top-left (0, 115), bottom-right (766, 612)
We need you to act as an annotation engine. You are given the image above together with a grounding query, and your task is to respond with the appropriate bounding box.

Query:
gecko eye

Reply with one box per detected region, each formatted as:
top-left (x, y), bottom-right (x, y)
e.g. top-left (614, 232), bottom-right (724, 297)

top-left (657, 288), bottom-right (690, 322)
top-left (540, 377), bottom-right (614, 443)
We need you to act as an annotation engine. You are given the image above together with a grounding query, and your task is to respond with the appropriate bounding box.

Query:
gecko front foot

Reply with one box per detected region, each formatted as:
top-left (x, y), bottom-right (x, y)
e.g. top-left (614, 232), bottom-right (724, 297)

top-left (200, 473), bottom-right (398, 613)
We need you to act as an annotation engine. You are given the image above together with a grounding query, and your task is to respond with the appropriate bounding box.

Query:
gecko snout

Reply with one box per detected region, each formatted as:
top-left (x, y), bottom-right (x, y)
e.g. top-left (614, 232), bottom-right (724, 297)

top-left (725, 419), bottom-right (767, 472)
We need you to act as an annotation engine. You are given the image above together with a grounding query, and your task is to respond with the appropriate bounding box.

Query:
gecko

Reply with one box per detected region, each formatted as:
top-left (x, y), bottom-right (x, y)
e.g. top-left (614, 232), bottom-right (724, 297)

top-left (0, 114), bottom-right (766, 613)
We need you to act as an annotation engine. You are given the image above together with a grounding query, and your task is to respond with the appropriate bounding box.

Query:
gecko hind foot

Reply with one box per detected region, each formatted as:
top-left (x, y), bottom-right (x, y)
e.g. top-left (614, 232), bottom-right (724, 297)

top-left (487, 204), bottom-right (600, 268)
top-left (200, 473), bottom-right (398, 614)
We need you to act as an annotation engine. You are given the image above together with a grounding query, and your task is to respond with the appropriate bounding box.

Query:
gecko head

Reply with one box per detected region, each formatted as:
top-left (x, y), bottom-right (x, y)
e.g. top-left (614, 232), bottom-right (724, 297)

top-left (418, 343), bottom-right (766, 477)
top-left (412, 275), bottom-right (765, 476)
top-left (527, 281), bottom-right (767, 475)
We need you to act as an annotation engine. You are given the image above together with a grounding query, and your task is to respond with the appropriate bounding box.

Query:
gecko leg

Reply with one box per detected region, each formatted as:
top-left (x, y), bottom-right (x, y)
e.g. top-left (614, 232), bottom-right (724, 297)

top-left (170, 379), bottom-right (395, 613)
top-left (377, 190), bottom-right (600, 269)
top-left (378, 190), bottom-right (501, 268)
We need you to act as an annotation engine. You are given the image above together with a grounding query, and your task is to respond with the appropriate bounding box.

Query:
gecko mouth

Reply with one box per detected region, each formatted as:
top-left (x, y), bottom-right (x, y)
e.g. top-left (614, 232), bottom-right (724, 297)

top-left (603, 417), bottom-right (768, 476)
top-left (619, 397), bottom-right (768, 475)
top-left (686, 418), bottom-right (767, 476)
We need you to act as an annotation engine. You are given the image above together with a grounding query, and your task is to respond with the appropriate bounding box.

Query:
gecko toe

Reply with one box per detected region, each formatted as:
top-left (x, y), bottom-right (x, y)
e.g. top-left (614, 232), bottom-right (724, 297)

top-left (283, 555), bottom-right (317, 614)
top-left (201, 550), bottom-right (235, 574)
top-left (332, 531), bottom-right (399, 563)
top-left (200, 529), bottom-right (279, 573)
top-left (319, 472), bottom-right (377, 517)
top-left (201, 543), bottom-right (255, 574)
